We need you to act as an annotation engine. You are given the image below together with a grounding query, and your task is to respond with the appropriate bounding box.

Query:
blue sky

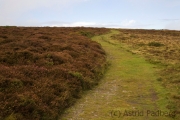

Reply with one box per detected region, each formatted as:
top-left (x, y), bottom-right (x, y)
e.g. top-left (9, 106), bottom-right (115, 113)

top-left (0, 0), bottom-right (180, 30)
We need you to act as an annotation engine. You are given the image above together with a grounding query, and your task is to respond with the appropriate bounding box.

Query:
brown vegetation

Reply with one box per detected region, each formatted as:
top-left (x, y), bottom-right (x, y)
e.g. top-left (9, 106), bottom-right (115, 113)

top-left (0, 27), bottom-right (110, 120)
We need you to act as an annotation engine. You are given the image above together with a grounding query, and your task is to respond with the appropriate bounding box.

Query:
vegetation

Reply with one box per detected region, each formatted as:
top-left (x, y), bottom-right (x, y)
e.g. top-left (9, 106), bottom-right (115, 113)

top-left (61, 30), bottom-right (175, 120)
top-left (1, 27), bottom-right (180, 119)
top-left (148, 41), bottom-right (164, 47)
top-left (112, 29), bottom-right (180, 119)
top-left (0, 27), bottom-right (110, 120)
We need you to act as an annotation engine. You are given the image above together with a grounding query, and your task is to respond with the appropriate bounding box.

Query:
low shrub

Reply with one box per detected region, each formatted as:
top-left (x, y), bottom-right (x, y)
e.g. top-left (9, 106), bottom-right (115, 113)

top-left (0, 27), bottom-right (109, 120)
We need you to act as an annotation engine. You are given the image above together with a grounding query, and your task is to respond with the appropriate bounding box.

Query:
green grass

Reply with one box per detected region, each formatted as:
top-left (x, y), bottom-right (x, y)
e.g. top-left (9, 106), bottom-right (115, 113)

top-left (60, 30), bottom-right (175, 120)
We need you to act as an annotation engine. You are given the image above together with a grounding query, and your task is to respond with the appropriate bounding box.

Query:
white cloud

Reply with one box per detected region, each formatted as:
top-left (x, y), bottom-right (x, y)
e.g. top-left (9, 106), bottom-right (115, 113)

top-left (45, 22), bottom-right (97, 27)
top-left (38, 18), bottom-right (157, 29)
top-left (63, 22), bottom-right (96, 27)
top-left (120, 20), bottom-right (136, 27)
top-left (41, 20), bottom-right (147, 29)
top-left (41, 20), bottom-right (138, 28)
top-left (42, 21), bottom-right (106, 27)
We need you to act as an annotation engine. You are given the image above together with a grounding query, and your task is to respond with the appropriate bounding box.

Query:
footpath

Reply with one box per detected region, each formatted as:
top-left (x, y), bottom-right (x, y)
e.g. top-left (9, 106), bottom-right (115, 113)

top-left (60, 30), bottom-right (173, 120)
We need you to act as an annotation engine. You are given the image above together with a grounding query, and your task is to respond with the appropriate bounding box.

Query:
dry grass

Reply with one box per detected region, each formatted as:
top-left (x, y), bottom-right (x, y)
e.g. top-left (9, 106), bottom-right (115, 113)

top-left (0, 27), bottom-right (110, 120)
top-left (112, 29), bottom-right (180, 117)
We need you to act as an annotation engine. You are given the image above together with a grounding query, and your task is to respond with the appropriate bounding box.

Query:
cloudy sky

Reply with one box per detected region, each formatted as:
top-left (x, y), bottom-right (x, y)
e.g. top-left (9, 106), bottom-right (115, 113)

top-left (0, 0), bottom-right (180, 30)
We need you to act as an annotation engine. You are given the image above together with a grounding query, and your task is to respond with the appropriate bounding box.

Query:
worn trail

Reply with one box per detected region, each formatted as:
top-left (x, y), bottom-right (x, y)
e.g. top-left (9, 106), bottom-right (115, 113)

top-left (60, 30), bottom-right (172, 120)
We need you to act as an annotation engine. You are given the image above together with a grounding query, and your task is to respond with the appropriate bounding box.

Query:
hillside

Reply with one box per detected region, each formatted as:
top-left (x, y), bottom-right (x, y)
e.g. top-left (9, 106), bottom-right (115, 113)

top-left (0, 27), bottom-right (109, 120)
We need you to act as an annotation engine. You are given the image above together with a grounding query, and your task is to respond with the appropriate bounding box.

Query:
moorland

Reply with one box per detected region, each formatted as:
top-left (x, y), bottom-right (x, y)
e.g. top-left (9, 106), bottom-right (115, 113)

top-left (0, 27), bottom-right (180, 120)
top-left (0, 27), bottom-right (109, 120)
top-left (111, 29), bottom-right (180, 119)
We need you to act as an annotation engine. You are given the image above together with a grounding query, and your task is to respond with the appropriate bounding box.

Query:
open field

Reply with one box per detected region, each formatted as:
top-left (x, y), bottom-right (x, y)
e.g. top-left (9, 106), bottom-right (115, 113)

top-left (0, 27), bottom-right (109, 120)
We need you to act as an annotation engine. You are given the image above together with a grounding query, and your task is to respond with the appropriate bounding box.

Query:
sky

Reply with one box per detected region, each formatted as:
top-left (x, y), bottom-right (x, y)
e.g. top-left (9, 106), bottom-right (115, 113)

top-left (0, 0), bottom-right (180, 30)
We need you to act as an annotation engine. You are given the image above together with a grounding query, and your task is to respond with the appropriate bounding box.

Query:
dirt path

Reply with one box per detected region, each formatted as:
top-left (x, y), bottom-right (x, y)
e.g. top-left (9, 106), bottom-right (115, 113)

top-left (60, 30), bottom-right (173, 120)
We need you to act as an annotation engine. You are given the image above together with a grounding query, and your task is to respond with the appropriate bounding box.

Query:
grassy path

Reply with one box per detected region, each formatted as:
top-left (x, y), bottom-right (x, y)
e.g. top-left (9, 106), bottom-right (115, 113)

top-left (60, 30), bottom-right (173, 120)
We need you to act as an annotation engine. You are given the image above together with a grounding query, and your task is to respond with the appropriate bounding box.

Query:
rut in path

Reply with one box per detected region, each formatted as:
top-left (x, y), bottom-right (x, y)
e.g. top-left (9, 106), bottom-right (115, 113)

top-left (60, 30), bottom-right (172, 120)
